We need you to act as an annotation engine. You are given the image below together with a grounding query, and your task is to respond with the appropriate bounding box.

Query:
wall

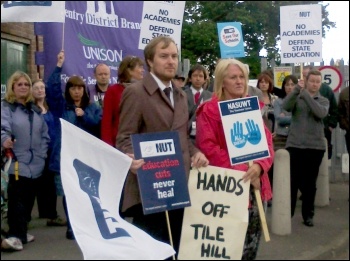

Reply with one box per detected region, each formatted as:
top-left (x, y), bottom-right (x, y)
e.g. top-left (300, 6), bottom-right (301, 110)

top-left (1, 22), bottom-right (44, 80)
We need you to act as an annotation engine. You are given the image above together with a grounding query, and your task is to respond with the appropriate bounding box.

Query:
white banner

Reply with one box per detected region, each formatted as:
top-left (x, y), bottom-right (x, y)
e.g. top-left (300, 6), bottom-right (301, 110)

top-left (138, 1), bottom-right (185, 53)
top-left (60, 119), bottom-right (175, 260)
top-left (1, 1), bottom-right (65, 23)
top-left (280, 4), bottom-right (322, 63)
top-left (178, 166), bottom-right (249, 260)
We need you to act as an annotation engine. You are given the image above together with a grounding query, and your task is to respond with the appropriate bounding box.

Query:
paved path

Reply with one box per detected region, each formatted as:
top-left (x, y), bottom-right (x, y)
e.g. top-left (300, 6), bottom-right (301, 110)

top-left (2, 180), bottom-right (348, 260)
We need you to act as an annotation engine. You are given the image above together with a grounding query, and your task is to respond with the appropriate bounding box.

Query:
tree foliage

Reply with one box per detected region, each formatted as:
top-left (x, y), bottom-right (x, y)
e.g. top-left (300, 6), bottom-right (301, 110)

top-left (181, 1), bottom-right (336, 78)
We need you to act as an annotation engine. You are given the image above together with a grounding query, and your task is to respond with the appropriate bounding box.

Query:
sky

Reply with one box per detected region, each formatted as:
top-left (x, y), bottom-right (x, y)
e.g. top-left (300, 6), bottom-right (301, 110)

top-left (321, 1), bottom-right (349, 65)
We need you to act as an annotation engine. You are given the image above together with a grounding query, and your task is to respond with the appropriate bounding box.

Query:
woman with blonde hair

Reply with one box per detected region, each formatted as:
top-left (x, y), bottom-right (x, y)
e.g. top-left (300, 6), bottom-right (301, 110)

top-left (1, 71), bottom-right (50, 251)
top-left (195, 58), bottom-right (274, 260)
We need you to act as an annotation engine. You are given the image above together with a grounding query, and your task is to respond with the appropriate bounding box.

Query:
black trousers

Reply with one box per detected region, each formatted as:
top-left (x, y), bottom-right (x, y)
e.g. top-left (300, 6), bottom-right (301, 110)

top-left (7, 175), bottom-right (40, 243)
top-left (126, 204), bottom-right (183, 258)
top-left (36, 169), bottom-right (58, 219)
top-left (63, 196), bottom-right (72, 232)
top-left (287, 148), bottom-right (324, 221)
top-left (345, 131), bottom-right (350, 153)
top-left (324, 128), bottom-right (332, 159)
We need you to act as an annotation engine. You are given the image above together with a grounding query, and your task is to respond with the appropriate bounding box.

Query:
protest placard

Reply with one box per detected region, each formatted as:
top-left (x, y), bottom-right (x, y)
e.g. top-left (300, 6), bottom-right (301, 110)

top-left (131, 131), bottom-right (191, 215)
top-left (280, 4), bottom-right (322, 63)
top-left (218, 96), bottom-right (270, 165)
top-left (178, 165), bottom-right (249, 260)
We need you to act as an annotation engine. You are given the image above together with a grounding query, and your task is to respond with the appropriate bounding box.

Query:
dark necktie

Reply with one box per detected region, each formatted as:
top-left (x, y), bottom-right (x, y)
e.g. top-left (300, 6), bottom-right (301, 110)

top-left (194, 91), bottom-right (200, 105)
top-left (164, 87), bottom-right (171, 100)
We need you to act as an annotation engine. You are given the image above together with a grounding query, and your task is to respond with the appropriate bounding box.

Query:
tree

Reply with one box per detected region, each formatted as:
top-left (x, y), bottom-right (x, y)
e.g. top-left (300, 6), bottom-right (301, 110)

top-left (181, 1), bottom-right (336, 78)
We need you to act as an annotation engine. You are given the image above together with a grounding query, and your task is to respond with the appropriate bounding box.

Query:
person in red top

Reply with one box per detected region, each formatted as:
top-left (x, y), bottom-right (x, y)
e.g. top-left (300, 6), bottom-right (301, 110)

top-left (196, 58), bottom-right (274, 260)
top-left (101, 56), bottom-right (144, 147)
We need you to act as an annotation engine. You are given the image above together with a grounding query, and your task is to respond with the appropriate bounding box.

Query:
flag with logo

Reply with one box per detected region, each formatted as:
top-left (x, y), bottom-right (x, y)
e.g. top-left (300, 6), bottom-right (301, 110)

top-left (1, 1), bottom-right (65, 23)
top-left (34, 1), bottom-right (145, 86)
top-left (60, 119), bottom-right (175, 260)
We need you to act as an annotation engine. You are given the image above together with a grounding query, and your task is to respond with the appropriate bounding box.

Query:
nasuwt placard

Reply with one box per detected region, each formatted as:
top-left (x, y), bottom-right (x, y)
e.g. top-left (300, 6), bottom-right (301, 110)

top-left (218, 96), bottom-right (270, 165)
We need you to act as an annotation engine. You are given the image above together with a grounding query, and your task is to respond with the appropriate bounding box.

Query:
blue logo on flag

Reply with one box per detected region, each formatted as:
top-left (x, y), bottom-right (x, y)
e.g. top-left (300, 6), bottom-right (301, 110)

top-left (73, 159), bottom-right (131, 239)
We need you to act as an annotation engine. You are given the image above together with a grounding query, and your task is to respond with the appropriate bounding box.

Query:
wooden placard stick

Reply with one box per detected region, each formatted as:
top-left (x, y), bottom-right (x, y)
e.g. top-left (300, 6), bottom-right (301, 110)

top-left (165, 210), bottom-right (176, 260)
top-left (248, 161), bottom-right (270, 242)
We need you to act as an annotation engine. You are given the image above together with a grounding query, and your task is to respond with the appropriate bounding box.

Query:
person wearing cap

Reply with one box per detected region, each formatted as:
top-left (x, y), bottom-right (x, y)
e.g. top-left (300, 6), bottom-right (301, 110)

top-left (173, 74), bottom-right (186, 89)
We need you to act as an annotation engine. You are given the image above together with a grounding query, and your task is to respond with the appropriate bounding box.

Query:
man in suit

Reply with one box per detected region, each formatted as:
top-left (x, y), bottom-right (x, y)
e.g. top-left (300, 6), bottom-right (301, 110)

top-left (116, 36), bottom-right (209, 256)
top-left (87, 63), bottom-right (111, 138)
top-left (183, 64), bottom-right (212, 144)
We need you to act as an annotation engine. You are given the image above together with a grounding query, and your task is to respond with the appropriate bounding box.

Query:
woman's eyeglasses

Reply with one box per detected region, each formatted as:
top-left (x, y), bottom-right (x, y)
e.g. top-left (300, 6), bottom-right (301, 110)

top-left (16, 82), bottom-right (30, 87)
top-left (33, 86), bottom-right (45, 91)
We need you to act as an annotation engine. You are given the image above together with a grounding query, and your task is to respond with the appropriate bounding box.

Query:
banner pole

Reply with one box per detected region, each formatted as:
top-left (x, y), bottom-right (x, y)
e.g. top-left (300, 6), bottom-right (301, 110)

top-left (35, 35), bottom-right (41, 79)
top-left (300, 63), bottom-right (304, 80)
top-left (165, 210), bottom-right (176, 260)
top-left (61, 22), bottom-right (65, 50)
top-left (249, 161), bottom-right (270, 242)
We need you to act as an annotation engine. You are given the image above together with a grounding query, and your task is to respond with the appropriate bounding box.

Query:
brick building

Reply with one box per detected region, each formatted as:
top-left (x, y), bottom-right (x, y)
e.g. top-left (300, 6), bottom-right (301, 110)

top-left (1, 21), bottom-right (44, 98)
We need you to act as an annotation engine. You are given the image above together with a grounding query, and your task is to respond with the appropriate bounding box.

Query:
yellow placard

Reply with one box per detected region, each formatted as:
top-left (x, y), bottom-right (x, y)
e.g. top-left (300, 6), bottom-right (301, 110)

top-left (274, 67), bottom-right (293, 88)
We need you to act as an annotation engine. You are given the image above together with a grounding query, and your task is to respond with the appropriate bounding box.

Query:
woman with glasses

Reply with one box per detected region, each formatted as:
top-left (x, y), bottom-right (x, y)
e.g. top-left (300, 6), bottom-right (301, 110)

top-left (31, 79), bottom-right (67, 228)
top-left (1, 71), bottom-right (50, 251)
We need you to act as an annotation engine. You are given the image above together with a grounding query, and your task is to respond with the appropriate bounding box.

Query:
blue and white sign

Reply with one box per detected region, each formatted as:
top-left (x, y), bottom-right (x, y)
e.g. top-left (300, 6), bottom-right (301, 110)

top-left (280, 4), bottom-right (322, 63)
top-left (131, 131), bottom-right (191, 215)
top-left (218, 97), bottom-right (270, 165)
top-left (217, 22), bottom-right (245, 58)
top-left (139, 139), bottom-right (176, 157)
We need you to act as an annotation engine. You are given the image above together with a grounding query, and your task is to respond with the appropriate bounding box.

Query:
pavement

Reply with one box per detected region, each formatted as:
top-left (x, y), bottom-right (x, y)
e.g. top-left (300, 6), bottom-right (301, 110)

top-left (1, 165), bottom-right (349, 260)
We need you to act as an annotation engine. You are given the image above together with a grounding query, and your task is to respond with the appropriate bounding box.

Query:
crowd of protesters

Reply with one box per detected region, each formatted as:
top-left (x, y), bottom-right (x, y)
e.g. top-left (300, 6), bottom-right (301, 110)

top-left (1, 36), bottom-right (347, 260)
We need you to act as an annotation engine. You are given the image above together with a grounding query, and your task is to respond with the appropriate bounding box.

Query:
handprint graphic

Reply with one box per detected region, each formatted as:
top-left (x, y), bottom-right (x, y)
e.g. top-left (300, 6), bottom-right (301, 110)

top-left (231, 121), bottom-right (247, 148)
top-left (230, 119), bottom-right (262, 148)
top-left (245, 119), bottom-right (261, 145)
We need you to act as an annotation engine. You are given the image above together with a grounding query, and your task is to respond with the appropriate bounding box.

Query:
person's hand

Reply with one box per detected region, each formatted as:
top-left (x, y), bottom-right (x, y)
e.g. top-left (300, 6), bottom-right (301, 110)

top-left (191, 151), bottom-right (209, 169)
top-left (242, 162), bottom-right (262, 190)
top-left (126, 153), bottom-right (145, 174)
top-left (329, 127), bottom-right (333, 132)
top-left (130, 159), bottom-right (145, 174)
top-left (2, 137), bottom-right (15, 149)
top-left (279, 112), bottom-right (285, 117)
top-left (250, 178), bottom-right (261, 190)
top-left (75, 107), bottom-right (85, 117)
top-left (57, 50), bottom-right (65, 67)
top-left (298, 79), bottom-right (305, 90)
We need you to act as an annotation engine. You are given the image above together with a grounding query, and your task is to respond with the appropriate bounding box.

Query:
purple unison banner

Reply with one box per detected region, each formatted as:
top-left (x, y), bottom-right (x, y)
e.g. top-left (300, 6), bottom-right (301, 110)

top-left (35, 1), bottom-right (144, 89)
